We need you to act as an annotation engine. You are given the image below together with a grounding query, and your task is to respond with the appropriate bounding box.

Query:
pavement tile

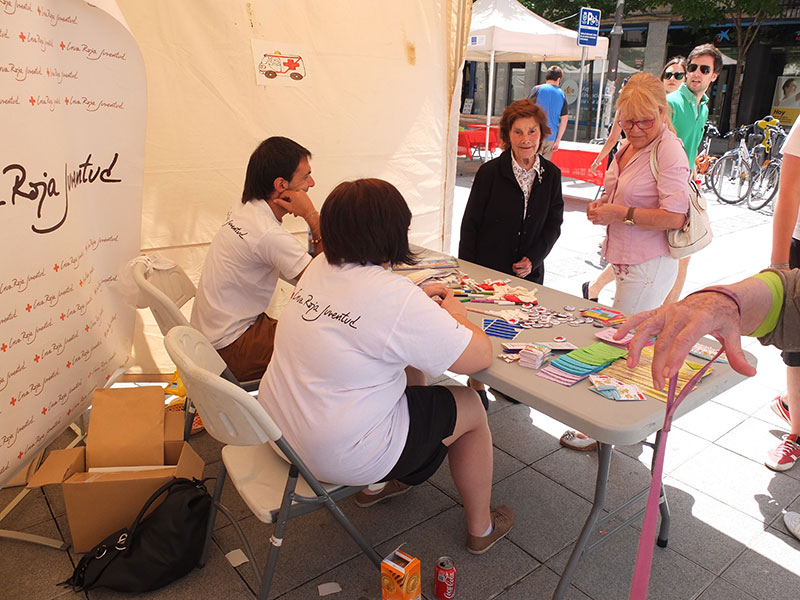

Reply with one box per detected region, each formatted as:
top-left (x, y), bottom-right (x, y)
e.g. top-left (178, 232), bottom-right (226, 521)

top-left (696, 577), bottom-right (760, 599)
top-left (672, 400), bottom-right (748, 442)
top-left (721, 528), bottom-right (800, 600)
top-left (488, 404), bottom-right (564, 465)
top-left (712, 374), bottom-right (779, 415)
top-left (670, 444), bottom-right (800, 521)
top-left (495, 564), bottom-right (591, 600)
top-left (533, 447), bottom-right (651, 513)
top-left (0, 520), bottom-right (73, 600)
top-left (715, 415), bottom-right (800, 480)
top-left (491, 467), bottom-right (594, 563)
top-left (546, 524), bottom-right (715, 600)
top-left (616, 427), bottom-right (711, 475)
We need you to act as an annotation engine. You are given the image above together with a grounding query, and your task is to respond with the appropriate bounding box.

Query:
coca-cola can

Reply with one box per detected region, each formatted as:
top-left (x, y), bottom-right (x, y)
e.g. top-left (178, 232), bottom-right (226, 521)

top-left (434, 556), bottom-right (456, 599)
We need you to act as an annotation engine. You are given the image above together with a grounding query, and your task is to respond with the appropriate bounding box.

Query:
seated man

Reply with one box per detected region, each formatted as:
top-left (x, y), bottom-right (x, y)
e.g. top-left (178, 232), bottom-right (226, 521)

top-left (191, 136), bottom-right (321, 381)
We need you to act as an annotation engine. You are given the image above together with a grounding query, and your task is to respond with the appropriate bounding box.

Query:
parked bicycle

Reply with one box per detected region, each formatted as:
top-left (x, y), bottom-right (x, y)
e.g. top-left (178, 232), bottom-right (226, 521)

top-left (695, 122), bottom-right (720, 191)
top-left (709, 117), bottom-right (785, 208)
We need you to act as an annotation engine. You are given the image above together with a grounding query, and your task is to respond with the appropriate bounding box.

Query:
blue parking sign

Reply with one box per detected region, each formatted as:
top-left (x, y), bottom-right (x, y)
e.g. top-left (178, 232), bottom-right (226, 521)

top-left (578, 7), bottom-right (601, 47)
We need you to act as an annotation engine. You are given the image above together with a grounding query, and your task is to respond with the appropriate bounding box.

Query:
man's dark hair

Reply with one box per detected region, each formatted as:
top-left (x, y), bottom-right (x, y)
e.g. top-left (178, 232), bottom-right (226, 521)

top-left (687, 44), bottom-right (724, 75)
top-left (241, 136), bottom-right (311, 203)
top-left (321, 178), bottom-right (416, 267)
top-left (545, 65), bottom-right (563, 82)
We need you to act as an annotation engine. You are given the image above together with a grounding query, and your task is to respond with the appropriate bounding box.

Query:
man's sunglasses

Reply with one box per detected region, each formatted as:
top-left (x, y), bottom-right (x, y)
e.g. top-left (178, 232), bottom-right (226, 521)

top-left (662, 72), bottom-right (685, 80)
top-left (688, 63), bottom-right (712, 75)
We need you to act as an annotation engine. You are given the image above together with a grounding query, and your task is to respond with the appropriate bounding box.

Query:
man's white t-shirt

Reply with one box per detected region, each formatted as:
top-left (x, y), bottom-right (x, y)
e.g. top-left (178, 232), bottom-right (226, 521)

top-left (191, 200), bottom-right (311, 349)
top-left (258, 256), bottom-right (473, 485)
top-left (782, 117), bottom-right (800, 241)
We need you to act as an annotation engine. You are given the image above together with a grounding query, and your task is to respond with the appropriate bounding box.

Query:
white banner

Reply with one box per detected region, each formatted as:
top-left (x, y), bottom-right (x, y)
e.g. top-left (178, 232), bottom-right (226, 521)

top-left (0, 0), bottom-right (146, 487)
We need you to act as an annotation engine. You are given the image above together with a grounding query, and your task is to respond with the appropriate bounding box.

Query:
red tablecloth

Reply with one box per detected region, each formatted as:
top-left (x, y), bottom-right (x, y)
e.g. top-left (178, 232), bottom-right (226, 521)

top-left (550, 141), bottom-right (605, 186)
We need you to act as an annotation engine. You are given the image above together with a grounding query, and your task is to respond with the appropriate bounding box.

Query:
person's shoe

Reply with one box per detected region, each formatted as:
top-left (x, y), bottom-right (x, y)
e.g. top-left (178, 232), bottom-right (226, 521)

top-left (770, 394), bottom-right (791, 427)
top-left (354, 480), bottom-right (411, 508)
top-left (581, 281), bottom-right (599, 303)
top-left (466, 505), bottom-right (514, 554)
top-left (560, 429), bottom-right (598, 452)
top-left (784, 511), bottom-right (800, 541)
top-left (765, 434), bottom-right (800, 472)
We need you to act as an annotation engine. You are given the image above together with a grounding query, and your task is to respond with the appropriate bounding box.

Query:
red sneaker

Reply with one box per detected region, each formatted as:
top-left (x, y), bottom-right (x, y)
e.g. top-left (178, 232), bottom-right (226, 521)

top-left (770, 394), bottom-right (791, 427)
top-left (765, 434), bottom-right (800, 472)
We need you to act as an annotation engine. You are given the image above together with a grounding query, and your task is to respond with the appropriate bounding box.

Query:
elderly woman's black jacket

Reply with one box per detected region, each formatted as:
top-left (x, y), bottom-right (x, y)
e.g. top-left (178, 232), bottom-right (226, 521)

top-left (458, 149), bottom-right (564, 284)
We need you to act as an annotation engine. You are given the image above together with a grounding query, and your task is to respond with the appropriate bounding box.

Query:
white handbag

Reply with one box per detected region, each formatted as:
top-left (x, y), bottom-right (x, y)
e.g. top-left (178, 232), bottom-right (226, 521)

top-left (649, 140), bottom-right (713, 259)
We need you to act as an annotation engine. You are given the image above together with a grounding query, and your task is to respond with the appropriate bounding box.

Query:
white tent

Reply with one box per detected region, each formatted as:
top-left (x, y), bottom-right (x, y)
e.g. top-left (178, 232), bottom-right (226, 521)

top-left (466, 0), bottom-right (609, 148)
top-left (467, 0), bottom-right (609, 63)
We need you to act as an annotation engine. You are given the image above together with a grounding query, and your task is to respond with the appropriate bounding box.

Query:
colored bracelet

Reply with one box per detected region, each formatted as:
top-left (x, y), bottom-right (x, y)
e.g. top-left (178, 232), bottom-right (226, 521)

top-left (688, 286), bottom-right (742, 319)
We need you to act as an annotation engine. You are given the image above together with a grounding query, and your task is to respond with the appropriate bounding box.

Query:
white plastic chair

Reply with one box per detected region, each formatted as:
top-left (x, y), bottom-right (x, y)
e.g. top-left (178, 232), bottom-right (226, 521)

top-left (164, 326), bottom-right (381, 600)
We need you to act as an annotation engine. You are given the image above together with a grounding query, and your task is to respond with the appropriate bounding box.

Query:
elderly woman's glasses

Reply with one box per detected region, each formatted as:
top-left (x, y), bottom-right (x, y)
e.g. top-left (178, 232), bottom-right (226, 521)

top-left (618, 119), bottom-right (655, 131)
top-left (662, 72), bottom-right (685, 80)
top-left (688, 63), bottom-right (712, 75)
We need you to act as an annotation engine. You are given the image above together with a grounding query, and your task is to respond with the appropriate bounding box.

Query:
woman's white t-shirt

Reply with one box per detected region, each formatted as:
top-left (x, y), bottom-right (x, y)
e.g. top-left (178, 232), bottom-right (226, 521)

top-left (258, 256), bottom-right (473, 485)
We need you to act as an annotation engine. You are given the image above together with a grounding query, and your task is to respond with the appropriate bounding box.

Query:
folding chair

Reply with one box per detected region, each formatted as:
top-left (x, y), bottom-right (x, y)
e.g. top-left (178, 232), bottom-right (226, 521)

top-left (131, 258), bottom-right (259, 440)
top-left (163, 326), bottom-right (382, 600)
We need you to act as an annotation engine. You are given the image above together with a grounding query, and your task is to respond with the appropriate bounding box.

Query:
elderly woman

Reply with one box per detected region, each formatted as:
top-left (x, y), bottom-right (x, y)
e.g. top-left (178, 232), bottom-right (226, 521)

top-left (259, 178), bottom-right (513, 554)
top-left (586, 72), bottom-right (689, 315)
top-left (459, 98), bottom-right (564, 285)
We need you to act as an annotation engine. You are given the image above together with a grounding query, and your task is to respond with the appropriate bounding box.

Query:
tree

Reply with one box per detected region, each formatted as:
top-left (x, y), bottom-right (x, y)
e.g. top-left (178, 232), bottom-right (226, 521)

top-left (648, 0), bottom-right (781, 129)
top-left (517, 0), bottom-right (657, 29)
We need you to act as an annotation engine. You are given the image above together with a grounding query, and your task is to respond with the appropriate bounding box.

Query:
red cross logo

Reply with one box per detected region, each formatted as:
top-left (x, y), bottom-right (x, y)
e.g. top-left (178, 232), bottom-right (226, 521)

top-left (41, 407), bottom-right (47, 415)
top-left (37, 7), bottom-right (41, 14)
top-left (67, 408), bottom-right (72, 416)
top-left (18, 452), bottom-right (23, 459)
top-left (19, 32), bottom-right (26, 42)
top-left (25, 304), bottom-right (32, 312)
top-left (29, 96), bottom-right (35, 106)
top-left (10, 397), bottom-right (17, 406)
top-left (60, 312), bottom-right (66, 320)
top-left (85, 324), bottom-right (90, 332)
top-left (46, 68), bottom-right (50, 75)
top-left (34, 354), bottom-right (40, 363)
top-left (53, 263), bottom-right (59, 272)
top-left (283, 58), bottom-right (300, 70)
top-left (1, 343), bottom-right (6, 352)
top-left (65, 97), bottom-right (69, 105)
top-left (66, 360), bottom-right (71, 368)
top-left (60, 41), bottom-right (65, 50)
top-left (79, 279), bottom-right (83, 286)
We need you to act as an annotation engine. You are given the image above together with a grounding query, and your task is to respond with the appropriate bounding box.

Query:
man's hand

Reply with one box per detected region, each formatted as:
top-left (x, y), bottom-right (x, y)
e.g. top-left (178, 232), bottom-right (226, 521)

top-left (614, 291), bottom-right (755, 390)
top-left (512, 257), bottom-right (532, 278)
top-left (274, 190), bottom-right (316, 220)
top-left (552, 139), bottom-right (560, 152)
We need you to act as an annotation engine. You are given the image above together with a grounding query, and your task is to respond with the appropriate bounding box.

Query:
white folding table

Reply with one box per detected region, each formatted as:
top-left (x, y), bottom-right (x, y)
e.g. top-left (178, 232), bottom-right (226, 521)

top-left (458, 259), bottom-right (754, 599)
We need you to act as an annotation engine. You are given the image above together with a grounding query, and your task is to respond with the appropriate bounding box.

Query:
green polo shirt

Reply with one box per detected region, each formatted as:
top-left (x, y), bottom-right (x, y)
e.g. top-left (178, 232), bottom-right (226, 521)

top-left (667, 84), bottom-right (709, 167)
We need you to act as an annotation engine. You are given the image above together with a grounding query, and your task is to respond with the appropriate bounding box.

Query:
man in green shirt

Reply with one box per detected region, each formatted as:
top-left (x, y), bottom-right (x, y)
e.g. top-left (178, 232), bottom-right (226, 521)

top-left (667, 43), bottom-right (723, 169)
top-left (663, 43), bottom-right (724, 306)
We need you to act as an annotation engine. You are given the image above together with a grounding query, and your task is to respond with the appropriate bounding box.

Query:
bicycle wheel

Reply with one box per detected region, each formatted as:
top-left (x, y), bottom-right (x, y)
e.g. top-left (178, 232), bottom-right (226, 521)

top-left (748, 161), bottom-right (780, 210)
top-left (711, 154), bottom-right (752, 204)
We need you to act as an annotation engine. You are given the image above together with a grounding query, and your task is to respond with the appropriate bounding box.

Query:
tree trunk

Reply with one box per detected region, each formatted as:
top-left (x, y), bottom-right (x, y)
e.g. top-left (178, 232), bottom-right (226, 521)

top-left (728, 58), bottom-right (744, 132)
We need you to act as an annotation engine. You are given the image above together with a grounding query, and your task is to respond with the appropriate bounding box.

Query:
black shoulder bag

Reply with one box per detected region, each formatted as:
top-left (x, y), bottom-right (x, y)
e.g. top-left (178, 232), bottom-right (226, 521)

top-left (63, 477), bottom-right (212, 592)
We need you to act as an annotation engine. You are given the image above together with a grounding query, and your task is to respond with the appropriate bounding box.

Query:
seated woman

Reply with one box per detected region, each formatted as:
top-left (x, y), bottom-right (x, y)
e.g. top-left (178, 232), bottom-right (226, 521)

top-left (459, 98), bottom-right (564, 285)
top-left (259, 178), bottom-right (513, 554)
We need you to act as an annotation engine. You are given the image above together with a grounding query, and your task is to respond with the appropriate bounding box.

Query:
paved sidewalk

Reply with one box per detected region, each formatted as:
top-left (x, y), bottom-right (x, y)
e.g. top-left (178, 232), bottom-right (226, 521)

top-left (2, 166), bottom-right (796, 600)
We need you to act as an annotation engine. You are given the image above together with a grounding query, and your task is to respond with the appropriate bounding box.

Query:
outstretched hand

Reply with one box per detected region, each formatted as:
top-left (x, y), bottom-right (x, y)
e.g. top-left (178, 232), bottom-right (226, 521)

top-left (614, 292), bottom-right (756, 390)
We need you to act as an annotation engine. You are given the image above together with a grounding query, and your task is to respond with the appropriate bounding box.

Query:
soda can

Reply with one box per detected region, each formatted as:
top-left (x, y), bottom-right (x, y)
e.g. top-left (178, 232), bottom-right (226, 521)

top-left (434, 556), bottom-right (456, 599)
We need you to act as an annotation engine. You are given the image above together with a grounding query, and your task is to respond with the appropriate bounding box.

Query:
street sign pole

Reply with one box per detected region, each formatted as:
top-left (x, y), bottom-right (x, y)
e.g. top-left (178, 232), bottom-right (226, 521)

top-left (573, 46), bottom-right (587, 141)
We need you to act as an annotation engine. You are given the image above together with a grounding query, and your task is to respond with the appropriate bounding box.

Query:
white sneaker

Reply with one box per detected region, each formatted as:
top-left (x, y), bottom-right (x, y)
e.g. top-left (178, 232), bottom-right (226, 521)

top-left (784, 511), bottom-right (800, 540)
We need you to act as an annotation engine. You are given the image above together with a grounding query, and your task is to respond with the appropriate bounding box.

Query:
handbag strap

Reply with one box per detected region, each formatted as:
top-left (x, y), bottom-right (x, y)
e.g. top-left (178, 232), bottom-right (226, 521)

top-left (648, 138), bottom-right (662, 181)
top-left (125, 477), bottom-right (199, 543)
top-left (628, 348), bottom-right (724, 600)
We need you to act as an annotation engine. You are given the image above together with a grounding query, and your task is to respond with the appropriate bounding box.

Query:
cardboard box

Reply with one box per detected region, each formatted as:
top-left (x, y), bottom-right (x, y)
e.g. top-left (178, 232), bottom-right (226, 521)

top-left (28, 387), bottom-right (204, 553)
top-left (381, 548), bottom-right (421, 600)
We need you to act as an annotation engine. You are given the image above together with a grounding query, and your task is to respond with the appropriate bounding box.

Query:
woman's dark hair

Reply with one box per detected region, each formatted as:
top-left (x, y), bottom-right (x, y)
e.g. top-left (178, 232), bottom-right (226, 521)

top-left (783, 79), bottom-right (796, 94)
top-left (659, 56), bottom-right (687, 80)
top-left (321, 178), bottom-right (416, 267)
top-left (498, 99), bottom-right (551, 152)
top-left (241, 136), bottom-right (311, 203)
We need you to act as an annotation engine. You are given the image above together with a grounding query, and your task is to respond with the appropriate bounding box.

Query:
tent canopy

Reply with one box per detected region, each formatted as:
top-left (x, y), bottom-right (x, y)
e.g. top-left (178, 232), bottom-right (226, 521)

top-left (467, 0), bottom-right (609, 63)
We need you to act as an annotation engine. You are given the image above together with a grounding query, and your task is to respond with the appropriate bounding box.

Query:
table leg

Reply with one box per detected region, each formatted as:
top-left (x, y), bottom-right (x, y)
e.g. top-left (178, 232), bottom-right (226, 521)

top-left (553, 442), bottom-right (613, 600)
top-left (652, 431), bottom-right (670, 548)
